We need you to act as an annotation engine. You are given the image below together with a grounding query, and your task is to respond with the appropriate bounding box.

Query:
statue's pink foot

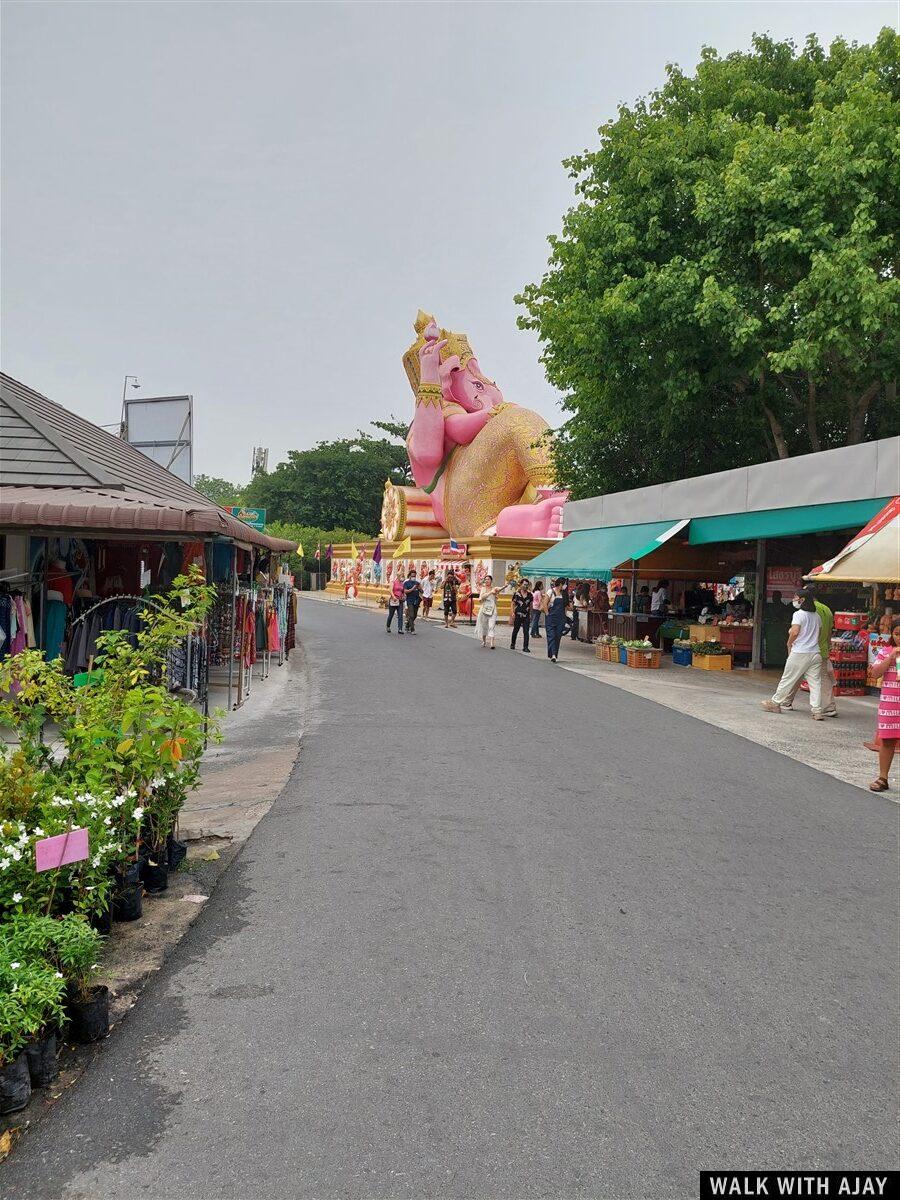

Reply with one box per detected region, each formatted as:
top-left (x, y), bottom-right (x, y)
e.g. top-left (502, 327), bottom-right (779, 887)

top-left (496, 491), bottom-right (569, 539)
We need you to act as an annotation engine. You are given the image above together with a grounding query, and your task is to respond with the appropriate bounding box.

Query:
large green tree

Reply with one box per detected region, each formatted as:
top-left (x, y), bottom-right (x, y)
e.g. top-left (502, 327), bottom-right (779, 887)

top-left (518, 29), bottom-right (900, 498)
top-left (192, 474), bottom-right (247, 508)
top-left (245, 423), bottom-right (410, 533)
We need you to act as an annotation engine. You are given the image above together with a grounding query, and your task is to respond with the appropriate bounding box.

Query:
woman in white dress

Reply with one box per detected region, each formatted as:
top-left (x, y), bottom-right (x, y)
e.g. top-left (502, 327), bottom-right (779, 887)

top-left (475, 575), bottom-right (509, 649)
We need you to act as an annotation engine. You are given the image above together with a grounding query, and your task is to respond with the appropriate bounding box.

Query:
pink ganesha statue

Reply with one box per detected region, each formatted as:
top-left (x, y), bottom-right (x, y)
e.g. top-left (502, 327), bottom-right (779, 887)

top-left (380, 312), bottom-right (568, 542)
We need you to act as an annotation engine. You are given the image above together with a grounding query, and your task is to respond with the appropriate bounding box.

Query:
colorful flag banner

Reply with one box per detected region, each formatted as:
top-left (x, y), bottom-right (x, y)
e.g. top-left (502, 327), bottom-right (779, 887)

top-left (392, 535), bottom-right (412, 560)
top-left (373, 539), bottom-right (382, 564)
top-left (350, 540), bottom-right (359, 560)
top-left (325, 543), bottom-right (333, 559)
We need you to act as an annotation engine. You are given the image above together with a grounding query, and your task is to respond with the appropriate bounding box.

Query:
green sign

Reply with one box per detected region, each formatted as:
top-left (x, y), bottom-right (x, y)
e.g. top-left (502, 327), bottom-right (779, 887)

top-left (230, 506), bottom-right (266, 531)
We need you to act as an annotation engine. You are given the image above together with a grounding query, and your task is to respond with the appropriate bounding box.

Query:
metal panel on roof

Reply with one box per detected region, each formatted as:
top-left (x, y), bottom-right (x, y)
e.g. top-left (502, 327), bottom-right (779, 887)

top-left (563, 438), bottom-right (899, 531)
top-left (875, 438), bottom-right (900, 499)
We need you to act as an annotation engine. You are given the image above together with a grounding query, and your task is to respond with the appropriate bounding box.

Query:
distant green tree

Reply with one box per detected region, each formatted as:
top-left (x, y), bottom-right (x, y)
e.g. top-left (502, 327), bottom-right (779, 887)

top-left (265, 522), bottom-right (370, 584)
top-left (192, 474), bottom-right (247, 508)
top-left (517, 29), bottom-right (900, 498)
top-left (245, 424), bottom-right (410, 533)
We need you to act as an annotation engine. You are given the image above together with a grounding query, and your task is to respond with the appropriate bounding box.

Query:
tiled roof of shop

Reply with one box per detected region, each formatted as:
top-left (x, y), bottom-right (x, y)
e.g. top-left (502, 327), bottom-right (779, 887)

top-left (1, 373), bottom-right (209, 503)
top-left (0, 374), bottom-right (295, 553)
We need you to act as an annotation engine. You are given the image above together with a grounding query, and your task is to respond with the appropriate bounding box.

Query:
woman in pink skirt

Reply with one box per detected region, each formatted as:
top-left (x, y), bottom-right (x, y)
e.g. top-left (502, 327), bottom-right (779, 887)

top-left (869, 619), bottom-right (900, 792)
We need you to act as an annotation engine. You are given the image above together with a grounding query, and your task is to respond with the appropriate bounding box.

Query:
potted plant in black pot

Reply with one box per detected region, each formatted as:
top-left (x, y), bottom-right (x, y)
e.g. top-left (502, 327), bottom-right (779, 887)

top-left (50, 915), bottom-right (109, 1044)
top-left (0, 950), bottom-right (67, 1109)
top-left (1, 916), bottom-right (69, 1091)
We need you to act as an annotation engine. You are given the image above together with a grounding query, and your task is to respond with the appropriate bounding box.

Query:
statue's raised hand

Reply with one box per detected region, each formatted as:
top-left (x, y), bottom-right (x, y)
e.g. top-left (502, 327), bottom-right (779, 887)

top-left (418, 337), bottom-right (448, 385)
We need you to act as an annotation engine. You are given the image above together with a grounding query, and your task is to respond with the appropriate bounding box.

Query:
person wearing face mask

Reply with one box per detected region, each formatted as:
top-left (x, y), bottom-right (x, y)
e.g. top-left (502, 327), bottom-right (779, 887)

top-left (761, 587), bottom-right (824, 719)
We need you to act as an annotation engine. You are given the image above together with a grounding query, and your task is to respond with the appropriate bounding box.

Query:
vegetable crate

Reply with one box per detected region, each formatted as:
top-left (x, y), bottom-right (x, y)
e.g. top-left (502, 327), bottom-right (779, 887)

top-left (626, 647), bottom-right (661, 669)
top-left (672, 646), bottom-right (693, 667)
top-left (692, 653), bottom-right (732, 672)
top-left (595, 644), bottom-right (612, 662)
top-left (619, 646), bottom-right (628, 664)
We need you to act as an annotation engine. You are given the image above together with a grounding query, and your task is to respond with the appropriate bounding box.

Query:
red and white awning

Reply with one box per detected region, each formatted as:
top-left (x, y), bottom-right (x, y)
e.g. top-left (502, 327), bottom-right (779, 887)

top-left (807, 497), bottom-right (900, 583)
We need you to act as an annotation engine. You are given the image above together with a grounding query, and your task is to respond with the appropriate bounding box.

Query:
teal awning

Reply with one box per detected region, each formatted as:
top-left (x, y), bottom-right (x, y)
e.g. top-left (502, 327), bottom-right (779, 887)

top-left (688, 498), bottom-right (891, 546)
top-left (524, 520), bottom-right (688, 580)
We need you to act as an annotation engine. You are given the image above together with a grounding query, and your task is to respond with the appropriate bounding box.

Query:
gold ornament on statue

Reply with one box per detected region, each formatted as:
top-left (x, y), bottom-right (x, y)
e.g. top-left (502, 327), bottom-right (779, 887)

top-left (402, 310), bottom-right (476, 393)
top-left (381, 479), bottom-right (407, 542)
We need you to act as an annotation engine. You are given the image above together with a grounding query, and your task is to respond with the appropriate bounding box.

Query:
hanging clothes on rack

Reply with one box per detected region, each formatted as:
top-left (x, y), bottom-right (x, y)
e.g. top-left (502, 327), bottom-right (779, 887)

top-left (266, 604), bottom-right (280, 653)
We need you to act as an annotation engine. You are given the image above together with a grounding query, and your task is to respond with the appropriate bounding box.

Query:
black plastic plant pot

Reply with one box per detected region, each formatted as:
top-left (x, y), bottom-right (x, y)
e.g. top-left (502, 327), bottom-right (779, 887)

top-left (113, 882), bottom-right (143, 922)
top-left (68, 985), bottom-right (110, 1044)
top-left (166, 834), bottom-right (188, 871)
top-left (25, 1033), bottom-right (59, 1087)
top-left (0, 1053), bottom-right (32, 1114)
top-left (90, 906), bottom-right (113, 936)
top-left (141, 854), bottom-right (169, 894)
top-left (113, 860), bottom-right (141, 889)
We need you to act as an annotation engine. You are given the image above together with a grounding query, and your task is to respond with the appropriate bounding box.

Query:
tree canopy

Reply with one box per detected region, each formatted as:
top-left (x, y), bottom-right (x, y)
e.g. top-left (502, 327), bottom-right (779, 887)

top-left (265, 521), bottom-right (371, 584)
top-left (245, 423), bottom-right (410, 533)
top-left (517, 29), bottom-right (900, 498)
top-left (192, 474), bottom-right (247, 508)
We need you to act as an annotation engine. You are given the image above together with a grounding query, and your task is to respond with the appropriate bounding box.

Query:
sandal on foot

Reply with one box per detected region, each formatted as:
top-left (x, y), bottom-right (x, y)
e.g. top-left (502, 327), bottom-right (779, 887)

top-left (869, 776), bottom-right (889, 792)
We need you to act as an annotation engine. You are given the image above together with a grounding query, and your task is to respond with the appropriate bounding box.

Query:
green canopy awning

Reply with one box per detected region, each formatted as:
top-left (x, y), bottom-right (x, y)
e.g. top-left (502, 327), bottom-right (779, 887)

top-left (688, 498), bottom-right (890, 546)
top-left (524, 520), bottom-right (688, 580)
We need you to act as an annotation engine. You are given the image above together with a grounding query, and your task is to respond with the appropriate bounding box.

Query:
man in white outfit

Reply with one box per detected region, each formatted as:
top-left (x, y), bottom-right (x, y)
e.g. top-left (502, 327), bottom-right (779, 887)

top-left (762, 587), bottom-right (824, 719)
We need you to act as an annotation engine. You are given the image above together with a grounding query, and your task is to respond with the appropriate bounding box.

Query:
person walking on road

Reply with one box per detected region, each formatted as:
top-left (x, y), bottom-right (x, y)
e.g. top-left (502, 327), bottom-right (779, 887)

top-left (542, 578), bottom-right (568, 663)
top-left (783, 593), bottom-right (838, 717)
top-left (475, 575), bottom-right (507, 649)
top-left (868, 619), bottom-right (900, 791)
top-left (421, 570), bottom-right (436, 620)
top-left (442, 569), bottom-right (459, 628)
top-left (530, 580), bottom-right (544, 640)
top-left (403, 569), bottom-right (423, 633)
top-left (386, 573), bottom-right (405, 635)
top-left (761, 587), bottom-right (824, 719)
top-left (511, 578), bottom-right (532, 653)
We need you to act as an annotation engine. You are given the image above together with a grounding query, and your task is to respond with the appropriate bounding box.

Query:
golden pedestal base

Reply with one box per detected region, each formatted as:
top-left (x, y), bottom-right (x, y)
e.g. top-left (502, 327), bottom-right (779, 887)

top-left (325, 535), bottom-right (557, 617)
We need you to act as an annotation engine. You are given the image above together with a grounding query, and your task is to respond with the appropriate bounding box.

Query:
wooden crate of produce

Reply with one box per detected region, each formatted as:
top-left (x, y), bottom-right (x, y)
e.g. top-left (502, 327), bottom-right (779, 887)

top-left (689, 624), bottom-right (719, 643)
top-left (692, 653), bottom-right (732, 672)
top-left (626, 647), bottom-right (661, 669)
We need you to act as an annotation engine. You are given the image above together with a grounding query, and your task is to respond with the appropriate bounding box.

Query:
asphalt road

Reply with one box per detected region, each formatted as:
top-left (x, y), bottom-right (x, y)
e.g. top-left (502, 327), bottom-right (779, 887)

top-left (5, 600), bottom-right (898, 1199)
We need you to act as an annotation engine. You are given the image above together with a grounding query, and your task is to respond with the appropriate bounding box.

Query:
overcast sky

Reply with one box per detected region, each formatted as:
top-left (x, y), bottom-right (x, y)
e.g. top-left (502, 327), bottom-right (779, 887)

top-left (2, 1), bottom-right (895, 482)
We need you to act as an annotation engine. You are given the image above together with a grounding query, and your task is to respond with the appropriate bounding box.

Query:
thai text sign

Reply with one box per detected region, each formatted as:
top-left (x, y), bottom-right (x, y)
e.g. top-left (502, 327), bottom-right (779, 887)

top-left (231, 507), bottom-right (266, 531)
top-left (766, 566), bottom-right (803, 600)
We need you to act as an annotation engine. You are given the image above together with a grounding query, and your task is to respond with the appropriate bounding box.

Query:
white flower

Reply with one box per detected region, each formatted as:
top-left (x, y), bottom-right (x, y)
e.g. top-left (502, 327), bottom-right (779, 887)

top-left (112, 796), bottom-right (125, 808)
top-left (11, 893), bottom-right (23, 904)
top-left (10, 961), bottom-right (20, 969)
top-left (9, 848), bottom-right (22, 863)
top-left (103, 816), bottom-right (112, 827)
top-left (91, 855), bottom-right (101, 868)
top-left (33, 826), bottom-right (45, 837)
top-left (17, 832), bottom-right (29, 846)
top-left (54, 971), bottom-right (63, 979)
top-left (0, 858), bottom-right (9, 870)
top-left (133, 807), bottom-right (144, 822)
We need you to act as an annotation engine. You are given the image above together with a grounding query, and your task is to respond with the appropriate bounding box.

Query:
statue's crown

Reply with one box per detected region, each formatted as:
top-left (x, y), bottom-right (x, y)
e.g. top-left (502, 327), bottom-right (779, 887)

top-left (402, 310), bottom-right (474, 393)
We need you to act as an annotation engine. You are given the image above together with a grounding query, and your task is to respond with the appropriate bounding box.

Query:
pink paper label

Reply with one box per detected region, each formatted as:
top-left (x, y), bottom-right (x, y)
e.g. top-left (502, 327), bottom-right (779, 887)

top-left (35, 828), bottom-right (89, 872)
